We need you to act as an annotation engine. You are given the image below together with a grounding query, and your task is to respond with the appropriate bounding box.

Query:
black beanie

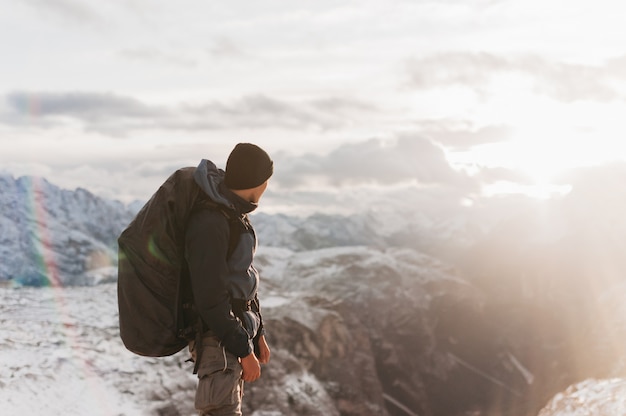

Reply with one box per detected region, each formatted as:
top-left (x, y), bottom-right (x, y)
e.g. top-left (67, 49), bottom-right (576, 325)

top-left (224, 143), bottom-right (274, 190)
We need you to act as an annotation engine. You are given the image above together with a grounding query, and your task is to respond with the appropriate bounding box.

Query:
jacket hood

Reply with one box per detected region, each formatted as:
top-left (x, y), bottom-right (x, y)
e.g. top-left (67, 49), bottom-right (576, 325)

top-left (193, 159), bottom-right (234, 209)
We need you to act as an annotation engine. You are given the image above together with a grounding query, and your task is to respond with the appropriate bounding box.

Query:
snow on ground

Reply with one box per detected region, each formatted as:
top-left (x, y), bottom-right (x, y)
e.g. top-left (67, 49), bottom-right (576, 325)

top-left (538, 378), bottom-right (626, 416)
top-left (0, 284), bottom-right (197, 416)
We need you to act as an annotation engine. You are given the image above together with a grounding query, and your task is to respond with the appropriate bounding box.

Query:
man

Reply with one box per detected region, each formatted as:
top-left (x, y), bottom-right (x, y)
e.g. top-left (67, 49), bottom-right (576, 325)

top-left (185, 143), bottom-right (273, 415)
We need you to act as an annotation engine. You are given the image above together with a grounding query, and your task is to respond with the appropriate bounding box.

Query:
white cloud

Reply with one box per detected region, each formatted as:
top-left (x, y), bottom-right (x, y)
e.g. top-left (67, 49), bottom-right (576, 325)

top-left (273, 136), bottom-right (476, 191)
top-left (412, 120), bottom-right (512, 150)
top-left (19, 0), bottom-right (100, 23)
top-left (406, 52), bottom-right (625, 102)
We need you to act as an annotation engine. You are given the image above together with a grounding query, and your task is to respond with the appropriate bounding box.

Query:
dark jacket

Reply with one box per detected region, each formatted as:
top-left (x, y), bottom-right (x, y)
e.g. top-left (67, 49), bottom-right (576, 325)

top-left (185, 159), bottom-right (264, 358)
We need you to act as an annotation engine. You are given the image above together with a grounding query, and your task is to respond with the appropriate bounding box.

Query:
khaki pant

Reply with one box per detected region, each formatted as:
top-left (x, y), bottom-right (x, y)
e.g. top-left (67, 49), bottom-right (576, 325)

top-left (190, 334), bottom-right (244, 416)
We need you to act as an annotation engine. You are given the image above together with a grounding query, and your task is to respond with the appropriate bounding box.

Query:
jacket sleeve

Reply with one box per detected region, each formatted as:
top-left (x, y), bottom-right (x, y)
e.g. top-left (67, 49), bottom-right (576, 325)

top-left (184, 209), bottom-right (253, 358)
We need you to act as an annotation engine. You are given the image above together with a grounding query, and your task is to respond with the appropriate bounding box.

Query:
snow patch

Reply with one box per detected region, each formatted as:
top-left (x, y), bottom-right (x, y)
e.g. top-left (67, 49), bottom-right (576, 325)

top-left (539, 378), bottom-right (626, 416)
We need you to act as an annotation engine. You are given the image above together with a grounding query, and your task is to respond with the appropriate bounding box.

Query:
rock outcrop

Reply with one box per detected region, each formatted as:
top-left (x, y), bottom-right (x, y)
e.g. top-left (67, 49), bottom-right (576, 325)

top-left (241, 246), bottom-right (481, 416)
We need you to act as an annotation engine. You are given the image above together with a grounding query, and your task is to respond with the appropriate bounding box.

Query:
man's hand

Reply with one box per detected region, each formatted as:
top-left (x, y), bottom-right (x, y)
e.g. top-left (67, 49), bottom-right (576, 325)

top-left (257, 335), bottom-right (271, 364)
top-left (240, 352), bottom-right (261, 382)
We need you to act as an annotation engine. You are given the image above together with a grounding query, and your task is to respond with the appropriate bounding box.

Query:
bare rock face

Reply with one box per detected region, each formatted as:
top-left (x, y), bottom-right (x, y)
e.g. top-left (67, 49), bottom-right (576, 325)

top-left (254, 300), bottom-right (385, 416)
top-left (242, 246), bottom-right (480, 416)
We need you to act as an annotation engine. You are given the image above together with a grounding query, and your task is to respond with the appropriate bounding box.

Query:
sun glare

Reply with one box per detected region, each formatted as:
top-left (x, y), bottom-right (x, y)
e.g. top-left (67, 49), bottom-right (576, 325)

top-left (447, 120), bottom-right (626, 200)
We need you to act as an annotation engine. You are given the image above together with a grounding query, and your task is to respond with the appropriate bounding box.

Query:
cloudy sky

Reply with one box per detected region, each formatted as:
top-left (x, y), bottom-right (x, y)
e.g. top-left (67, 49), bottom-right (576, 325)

top-left (2, 0), bottom-right (626, 214)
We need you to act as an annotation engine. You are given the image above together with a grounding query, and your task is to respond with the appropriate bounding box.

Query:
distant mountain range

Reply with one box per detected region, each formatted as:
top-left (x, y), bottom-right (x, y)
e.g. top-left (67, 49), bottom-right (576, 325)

top-left (0, 173), bottom-right (479, 286)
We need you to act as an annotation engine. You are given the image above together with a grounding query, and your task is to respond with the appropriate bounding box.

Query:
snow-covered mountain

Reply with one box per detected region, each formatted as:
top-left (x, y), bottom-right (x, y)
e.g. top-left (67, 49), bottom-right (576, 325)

top-left (0, 174), bottom-right (135, 286)
top-left (3, 173), bottom-right (626, 415)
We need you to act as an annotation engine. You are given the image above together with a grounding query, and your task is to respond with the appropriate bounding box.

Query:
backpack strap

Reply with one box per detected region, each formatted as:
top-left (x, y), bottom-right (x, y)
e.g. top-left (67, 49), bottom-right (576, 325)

top-left (216, 207), bottom-right (245, 260)
top-left (190, 196), bottom-right (244, 259)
